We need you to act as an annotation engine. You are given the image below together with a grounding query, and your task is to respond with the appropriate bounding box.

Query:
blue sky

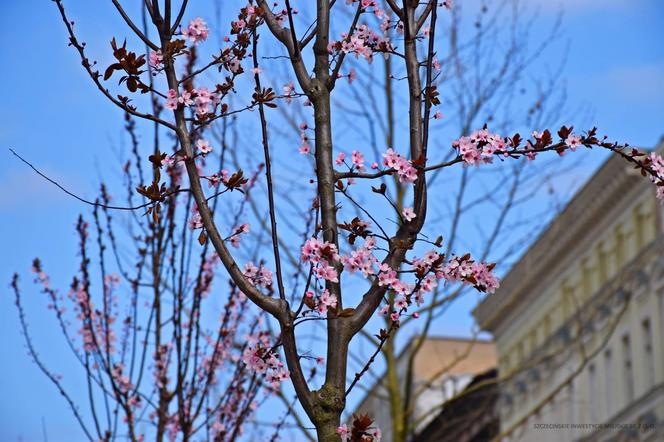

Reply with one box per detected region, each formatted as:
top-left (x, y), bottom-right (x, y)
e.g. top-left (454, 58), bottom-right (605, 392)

top-left (1, 0), bottom-right (663, 441)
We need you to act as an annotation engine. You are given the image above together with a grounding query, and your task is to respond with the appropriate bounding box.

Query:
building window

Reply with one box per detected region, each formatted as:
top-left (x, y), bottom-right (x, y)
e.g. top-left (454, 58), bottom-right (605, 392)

top-left (634, 205), bottom-right (645, 249)
top-left (581, 259), bottom-right (592, 299)
top-left (589, 363), bottom-right (597, 422)
top-left (642, 319), bottom-right (655, 388)
top-left (622, 334), bottom-right (634, 403)
top-left (597, 244), bottom-right (608, 285)
top-left (604, 349), bottom-right (613, 418)
top-left (614, 227), bottom-right (625, 267)
top-left (567, 380), bottom-right (575, 426)
top-left (529, 329), bottom-right (537, 353)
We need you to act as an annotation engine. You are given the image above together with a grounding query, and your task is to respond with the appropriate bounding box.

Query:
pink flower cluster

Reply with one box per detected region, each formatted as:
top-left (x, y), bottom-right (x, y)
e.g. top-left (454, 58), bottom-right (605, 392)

top-left (306, 289), bottom-right (339, 315)
top-left (229, 223), bottom-right (250, 248)
top-left (301, 238), bottom-right (340, 282)
top-left (298, 123), bottom-right (311, 154)
top-left (452, 129), bottom-right (508, 166)
top-left (345, 0), bottom-right (385, 18)
top-left (206, 170), bottom-right (231, 188)
top-left (352, 150), bottom-right (365, 170)
top-left (148, 50), bottom-right (163, 70)
top-left (377, 251), bottom-right (499, 323)
top-left (165, 87), bottom-right (221, 115)
top-left (241, 334), bottom-right (289, 388)
top-left (329, 24), bottom-right (393, 63)
top-left (283, 81), bottom-right (296, 104)
top-left (243, 262), bottom-right (273, 288)
top-left (182, 17), bottom-right (209, 44)
top-left (188, 205), bottom-right (203, 230)
top-left (340, 236), bottom-right (378, 277)
top-left (648, 152), bottom-right (664, 202)
top-left (337, 423), bottom-right (382, 442)
top-left (112, 363), bottom-right (133, 394)
top-left (382, 148), bottom-right (418, 183)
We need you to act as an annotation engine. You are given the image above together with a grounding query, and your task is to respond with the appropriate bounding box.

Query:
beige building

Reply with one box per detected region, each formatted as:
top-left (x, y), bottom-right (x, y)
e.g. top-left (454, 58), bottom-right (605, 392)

top-left (353, 336), bottom-right (496, 441)
top-left (474, 141), bottom-right (664, 441)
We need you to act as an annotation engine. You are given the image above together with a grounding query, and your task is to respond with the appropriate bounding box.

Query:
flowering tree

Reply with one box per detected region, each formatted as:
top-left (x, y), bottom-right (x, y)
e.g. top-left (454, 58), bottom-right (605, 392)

top-left (14, 1), bottom-right (664, 441)
top-left (11, 102), bottom-right (301, 440)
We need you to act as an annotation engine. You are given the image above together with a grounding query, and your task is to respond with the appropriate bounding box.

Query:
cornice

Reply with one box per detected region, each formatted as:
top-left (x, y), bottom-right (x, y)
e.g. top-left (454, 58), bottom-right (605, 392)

top-left (474, 143), bottom-right (664, 333)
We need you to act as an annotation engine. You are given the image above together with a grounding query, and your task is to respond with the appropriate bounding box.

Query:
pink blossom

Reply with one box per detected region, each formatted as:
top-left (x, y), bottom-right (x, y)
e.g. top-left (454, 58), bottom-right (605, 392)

top-left (565, 134), bottom-right (582, 151)
top-left (382, 148), bottom-right (418, 183)
top-left (148, 50), bottom-right (163, 69)
top-left (433, 111), bottom-right (442, 120)
top-left (165, 89), bottom-right (178, 110)
top-left (243, 262), bottom-right (273, 288)
top-left (188, 206), bottom-right (203, 230)
top-left (337, 424), bottom-right (350, 442)
top-left (182, 17), bottom-right (209, 44)
top-left (178, 90), bottom-right (193, 106)
top-left (351, 150), bottom-right (365, 170)
top-left (394, 296), bottom-right (407, 310)
top-left (348, 69), bottom-right (357, 84)
top-left (196, 139), bottom-right (212, 154)
top-left (336, 152), bottom-right (346, 166)
top-left (452, 129), bottom-right (508, 166)
top-left (301, 238), bottom-right (340, 282)
top-left (283, 81), bottom-right (295, 104)
top-left (402, 207), bottom-right (416, 222)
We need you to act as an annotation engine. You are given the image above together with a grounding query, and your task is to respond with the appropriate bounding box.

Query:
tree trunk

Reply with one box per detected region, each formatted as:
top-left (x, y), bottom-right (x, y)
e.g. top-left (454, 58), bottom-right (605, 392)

top-left (316, 421), bottom-right (342, 442)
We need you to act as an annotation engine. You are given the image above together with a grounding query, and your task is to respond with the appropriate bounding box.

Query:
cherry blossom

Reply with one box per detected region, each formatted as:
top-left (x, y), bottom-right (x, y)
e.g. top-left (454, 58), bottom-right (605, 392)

top-left (196, 139), bottom-right (213, 155)
top-left (229, 223), bottom-right (250, 248)
top-left (241, 338), bottom-right (289, 388)
top-left (337, 424), bottom-right (349, 441)
top-left (348, 68), bottom-right (357, 84)
top-left (182, 17), bottom-right (209, 44)
top-left (301, 237), bottom-right (340, 283)
top-left (148, 50), bottom-right (163, 70)
top-left (188, 205), bottom-right (203, 230)
top-left (565, 134), bottom-right (582, 151)
top-left (165, 89), bottom-right (178, 110)
top-left (283, 81), bottom-right (295, 104)
top-left (402, 207), bottom-right (416, 222)
top-left (382, 148), bottom-right (418, 183)
top-left (452, 129), bottom-right (508, 166)
top-left (243, 262), bottom-right (273, 288)
top-left (315, 289), bottom-right (338, 315)
top-left (351, 150), bottom-right (365, 171)
top-left (329, 24), bottom-right (394, 63)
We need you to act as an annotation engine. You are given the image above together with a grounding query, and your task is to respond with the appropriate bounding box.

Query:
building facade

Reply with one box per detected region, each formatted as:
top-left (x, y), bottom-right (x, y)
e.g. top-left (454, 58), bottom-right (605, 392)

top-left (414, 368), bottom-right (499, 442)
top-left (353, 336), bottom-right (496, 441)
top-left (474, 143), bottom-right (664, 441)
